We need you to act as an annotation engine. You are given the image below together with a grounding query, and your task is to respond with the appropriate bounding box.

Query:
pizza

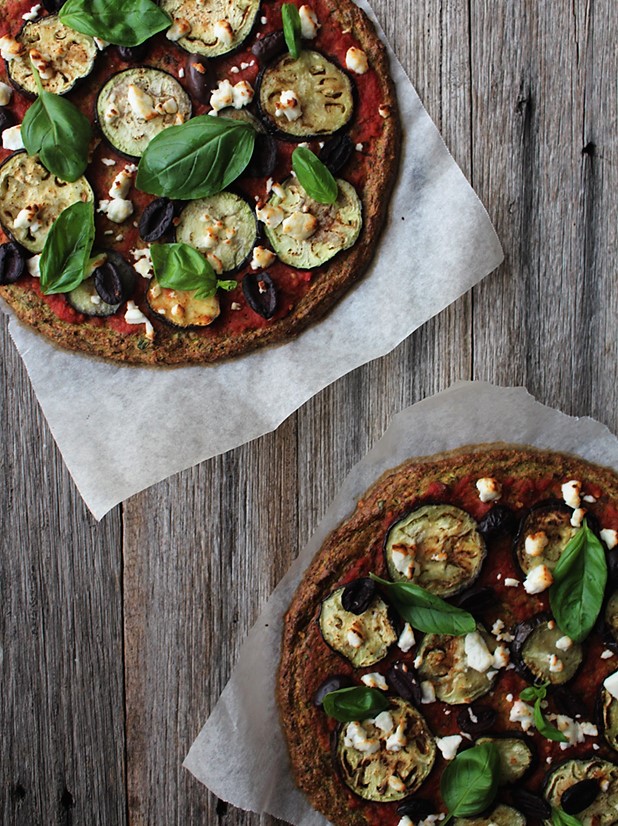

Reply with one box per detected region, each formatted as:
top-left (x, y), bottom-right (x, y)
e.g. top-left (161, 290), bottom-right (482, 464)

top-left (278, 444), bottom-right (618, 826)
top-left (0, 0), bottom-right (399, 364)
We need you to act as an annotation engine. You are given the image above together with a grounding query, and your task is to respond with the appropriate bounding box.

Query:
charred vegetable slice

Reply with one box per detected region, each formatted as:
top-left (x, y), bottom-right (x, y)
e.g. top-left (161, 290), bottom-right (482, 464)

top-left (544, 759), bottom-right (618, 825)
top-left (600, 687), bottom-right (618, 753)
top-left (263, 177), bottom-right (361, 269)
top-left (258, 49), bottom-right (354, 139)
top-left (97, 68), bottom-right (192, 158)
top-left (476, 736), bottom-right (534, 784)
top-left (0, 153), bottom-right (93, 253)
top-left (159, 0), bottom-right (261, 57)
top-left (512, 614), bottom-right (583, 686)
top-left (146, 280), bottom-right (220, 328)
top-left (515, 500), bottom-right (578, 576)
top-left (318, 586), bottom-right (397, 668)
top-left (67, 277), bottom-right (120, 317)
top-left (7, 15), bottom-right (97, 97)
top-left (452, 804), bottom-right (526, 826)
top-left (175, 192), bottom-right (257, 275)
top-left (415, 624), bottom-right (498, 705)
top-left (67, 250), bottom-right (136, 316)
top-left (335, 698), bottom-right (436, 802)
top-left (385, 505), bottom-right (486, 598)
top-left (605, 590), bottom-right (618, 645)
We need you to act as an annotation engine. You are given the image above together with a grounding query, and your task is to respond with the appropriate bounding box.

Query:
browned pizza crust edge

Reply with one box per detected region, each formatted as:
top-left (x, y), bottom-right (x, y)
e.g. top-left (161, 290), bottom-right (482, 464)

top-left (0, 0), bottom-right (401, 365)
top-left (277, 444), bottom-right (618, 826)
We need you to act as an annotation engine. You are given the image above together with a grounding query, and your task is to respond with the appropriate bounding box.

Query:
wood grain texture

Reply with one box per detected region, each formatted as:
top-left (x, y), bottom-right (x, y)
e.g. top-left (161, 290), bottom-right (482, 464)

top-left (2, 0), bottom-right (617, 824)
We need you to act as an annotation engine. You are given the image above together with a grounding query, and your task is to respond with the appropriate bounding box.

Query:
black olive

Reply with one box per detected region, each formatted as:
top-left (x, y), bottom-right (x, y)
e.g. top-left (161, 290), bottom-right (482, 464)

top-left (561, 779), bottom-right (600, 814)
top-left (0, 242), bottom-right (26, 285)
top-left (607, 549), bottom-right (618, 587)
top-left (341, 578), bottom-right (376, 615)
top-left (386, 661), bottom-right (422, 706)
top-left (319, 135), bottom-right (354, 175)
top-left (94, 261), bottom-right (131, 305)
top-left (0, 108), bottom-right (15, 135)
top-left (313, 674), bottom-right (353, 707)
top-left (477, 504), bottom-right (517, 537)
top-left (245, 133), bottom-right (277, 178)
top-left (453, 586), bottom-right (497, 613)
top-left (511, 788), bottom-right (551, 820)
top-left (251, 30), bottom-right (286, 64)
top-left (552, 686), bottom-right (588, 719)
top-left (456, 705), bottom-right (497, 735)
top-left (185, 55), bottom-right (215, 104)
top-left (139, 198), bottom-right (175, 242)
top-left (117, 42), bottom-right (150, 63)
top-left (42, 0), bottom-right (66, 10)
top-left (396, 798), bottom-right (434, 819)
top-left (242, 272), bottom-right (277, 319)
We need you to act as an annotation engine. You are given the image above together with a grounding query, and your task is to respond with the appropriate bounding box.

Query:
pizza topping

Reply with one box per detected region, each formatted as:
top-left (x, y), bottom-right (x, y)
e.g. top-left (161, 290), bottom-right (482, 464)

top-left (544, 758), bottom-right (618, 822)
top-left (604, 670), bottom-right (618, 700)
top-left (562, 479), bottom-right (582, 509)
top-left (281, 210), bottom-right (318, 240)
top-left (139, 198), bottom-right (175, 243)
top-left (124, 300), bottom-right (154, 339)
top-left (360, 672), bottom-right (388, 691)
top-left (166, 18), bottom-right (192, 42)
top-left (0, 82), bottom-right (13, 107)
top-left (524, 529), bottom-right (549, 556)
top-left (464, 630), bottom-right (494, 673)
top-left (242, 271), bottom-right (277, 319)
top-left (312, 674), bottom-right (353, 707)
top-left (512, 614), bottom-right (583, 685)
top-left (397, 623), bottom-right (415, 653)
top-left (435, 735), bottom-right (462, 761)
top-left (99, 198), bottom-right (134, 224)
top-left (475, 736), bottom-right (534, 784)
top-left (515, 501), bottom-right (578, 576)
top-left (509, 698), bottom-right (535, 731)
top-left (476, 476), bottom-right (502, 502)
top-left (571, 506), bottom-right (586, 527)
top-left (184, 55), bottom-right (215, 103)
top-left (0, 36), bottom-right (24, 62)
top-left (602, 528), bottom-right (618, 549)
top-left (343, 721), bottom-right (380, 754)
top-left (67, 252), bottom-right (136, 317)
top-left (345, 46), bottom-right (368, 75)
top-left (147, 282), bottom-right (221, 328)
top-left (523, 562), bottom-right (553, 593)
top-left (0, 242), bottom-right (26, 285)
top-left (249, 245), bottom-right (276, 271)
top-left (2, 125), bottom-right (24, 151)
top-left (108, 165), bottom-right (137, 200)
top-left (209, 79), bottom-right (255, 113)
top-left (251, 30), bottom-right (286, 64)
top-left (159, 0), bottom-right (261, 58)
top-left (275, 89), bottom-right (303, 121)
top-left (299, 5), bottom-right (320, 39)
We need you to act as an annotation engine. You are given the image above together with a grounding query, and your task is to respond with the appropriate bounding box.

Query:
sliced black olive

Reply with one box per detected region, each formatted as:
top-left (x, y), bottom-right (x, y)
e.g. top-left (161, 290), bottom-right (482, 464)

top-left (386, 661), bottom-right (422, 706)
top-left (341, 578), bottom-right (376, 615)
top-left (396, 798), bottom-right (434, 819)
top-left (117, 42), bottom-right (150, 63)
top-left (561, 778), bottom-right (600, 814)
top-left (0, 108), bottom-right (15, 135)
top-left (242, 272), bottom-right (277, 319)
top-left (251, 30), bottom-right (286, 64)
top-left (510, 788), bottom-right (551, 820)
top-left (457, 705), bottom-right (497, 736)
top-left (313, 674), bottom-right (353, 708)
top-left (93, 262), bottom-right (130, 305)
top-left (453, 586), bottom-right (497, 613)
top-left (245, 133), bottom-right (277, 178)
top-left (477, 504), bottom-right (517, 537)
top-left (184, 55), bottom-right (215, 104)
top-left (319, 135), bottom-right (354, 175)
top-left (139, 198), bottom-right (175, 242)
top-left (0, 242), bottom-right (26, 285)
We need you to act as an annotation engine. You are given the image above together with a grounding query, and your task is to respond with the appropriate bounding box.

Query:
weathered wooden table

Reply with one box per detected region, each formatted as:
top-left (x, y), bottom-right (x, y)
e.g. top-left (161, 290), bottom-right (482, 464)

top-left (2, 1), bottom-right (616, 824)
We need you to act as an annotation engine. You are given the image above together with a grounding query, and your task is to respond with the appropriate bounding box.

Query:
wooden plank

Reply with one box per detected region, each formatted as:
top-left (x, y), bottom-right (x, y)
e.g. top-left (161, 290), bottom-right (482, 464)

top-left (0, 321), bottom-right (126, 826)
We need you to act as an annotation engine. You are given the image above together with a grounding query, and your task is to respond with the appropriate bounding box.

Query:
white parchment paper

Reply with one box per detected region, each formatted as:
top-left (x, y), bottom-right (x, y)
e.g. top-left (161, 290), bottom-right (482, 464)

top-left (1, 2), bottom-right (503, 520)
top-left (184, 381), bottom-right (618, 825)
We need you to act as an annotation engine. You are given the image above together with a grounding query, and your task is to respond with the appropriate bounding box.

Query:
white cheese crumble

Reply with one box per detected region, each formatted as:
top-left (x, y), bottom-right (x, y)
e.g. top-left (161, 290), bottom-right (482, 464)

top-left (510, 699), bottom-right (535, 731)
top-left (94, 37), bottom-right (109, 50)
top-left (166, 18), bottom-right (191, 41)
top-left (397, 622), bottom-right (416, 653)
top-left (346, 46), bottom-right (368, 74)
top-left (388, 776), bottom-right (406, 794)
top-left (602, 649), bottom-right (614, 659)
top-left (493, 645), bottom-right (510, 669)
top-left (210, 79), bottom-right (254, 112)
top-left (250, 246), bottom-right (276, 271)
top-left (299, 5), bottom-right (320, 38)
top-left (2, 124), bottom-right (23, 151)
top-left (464, 631), bottom-right (494, 673)
top-left (99, 198), bottom-right (134, 224)
top-left (13, 205), bottom-right (40, 230)
top-left (26, 254), bottom-right (41, 278)
top-left (435, 734), bottom-right (462, 761)
top-left (101, 157), bottom-right (116, 167)
top-left (124, 301), bottom-right (154, 340)
top-left (214, 19), bottom-right (234, 46)
top-left (281, 211), bottom-right (318, 241)
top-left (108, 164), bottom-right (137, 200)
top-left (420, 681), bottom-right (436, 704)
top-left (491, 618), bottom-right (514, 642)
top-left (29, 48), bottom-right (54, 80)
top-left (562, 479), bottom-right (582, 509)
top-left (275, 89), bottom-right (302, 121)
top-left (571, 507), bottom-right (586, 527)
top-left (346, 630), bottom-right (362, 648)
top-left (260, 15), bottom-right (267, 24)
top-left (131, 247), bottom-right (154, 279)
top-left (583, 494), bottom-right (597, 503)
top-left (397, 818), bottom-right (413, 826)
top-left (548, 653), bottom-right (564, 673)
top-left (22, 3), bottom-right (42, 21)
top-left (373, 711), bottom-right (394, 734)
top-left (385, 721), bottom-right (407, 752)
top-left (550, 714), bottom-right (598, 750)
top-left (523, 564), bottom-right (553, 594)
top-left (343, 721), bottom-right (379, 754)
top-left (361, 672), bottom-right (388, 691)
top-left (601, 528), bottom-right (618, 550)
top-left (504, 577), bottom-right (520, 587)
top-left (0, 36), bottom-right (23, 62)
top-left (390, 548), bottom-right (415, 579)
top-left (555, 635), bottom-right (573, 651)
top-left (231, 301), bottom-right (241, 311)
top-left (604, 670), bottom-right (618, 700)
top-left (128, 84), bottom-right (158, 121)
top-left (476, 477), bottom-right (502, 502)
top-left (525, 531), bottom-right (549, 556)
top-left (0, 81), bottom-right (12, 106)
top-left (256, 204), bottom-right (285, 229)
top-left (355, 142), bottom-right (363, 151)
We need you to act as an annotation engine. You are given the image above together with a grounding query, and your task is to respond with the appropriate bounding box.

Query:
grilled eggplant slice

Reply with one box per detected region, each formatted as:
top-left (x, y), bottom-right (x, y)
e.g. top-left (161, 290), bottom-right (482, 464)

top-left (146, 280), bottom-right (220, 328)
top-left (96, 68), bottom-right (192, 158)
top-left (453, 805), bottom-right (526, 826)
top-left (7, 15), bottom-right (97, 97)
top-left (264, 177), bottom-right (362, 269)
top-left (335, 698), bottom-right (436, 802)
top-left (0, 153), bottom-right (93, 253)
top-left (159, 0), bottom-right (261, 57)
top-left (514, 500), bottom-right (577, 576)
top-left (415, 624), bottom-right (498, 705)
top-left (600, 686), bottom-right (618, 753)
top-left (512, 614), bottom-right (583, 686)
top-left (175, 191), bottom-right (257, 275)
top-left (384, 504), bottom-right (486, 598)
top-left (544, 759), bottom-right (618, 825)
top-left (476, 736), bottom-right (534, 784)
top-left (257, 50), bottom-right (355, 139)
top-left (318, 586), bottom-right (397, 668)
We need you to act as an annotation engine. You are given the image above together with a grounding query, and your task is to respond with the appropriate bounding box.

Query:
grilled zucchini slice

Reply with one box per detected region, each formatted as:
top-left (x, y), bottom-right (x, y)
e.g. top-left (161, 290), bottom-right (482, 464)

top-left (175, 191), bottom-right (257, 275)
top-left (67, 278), bottom-right (120, 317)
top-left (385, 505), bottom-right (486, 598)
top-left (544, 759), bottom-right (618, 825)
top-left (512, 614), bottom-right (583, 686)
top-left (257, 50), bottom-right (355, 139)
top-left (159, 0), bottom-right (261, 57)
top-left (514, 501), bottom-right (577, 576)
top-left (600, 686), bottom-right (618, 754)
top-left (146, 281), bottom-right (220, 329)
top-left (335, 698), bottom-right (436, 802)
top-left (96, 68), bottom-right (192, 158)
top-left (0, 153), bottom-right (93, 253)
top-left (264, 177), bottom-right (362, 269)
top-left (476, 736), bottom-right (534, 784)
top-left (7, 15), bottom-right (97, 97)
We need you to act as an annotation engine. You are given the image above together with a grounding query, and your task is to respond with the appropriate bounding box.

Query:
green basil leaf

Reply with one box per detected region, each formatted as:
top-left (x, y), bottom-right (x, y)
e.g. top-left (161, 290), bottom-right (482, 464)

top-left (370, 574), bottom-right (476, 636)
top-left (136, 116), bottom-right (256, 200)
top-left (281, 3), bottom-right (302, 59)
top-left (292, 146), bottom-right (339, 204)
top-left (322, 686), bottom-right (390, 723)
top-left (40, 201), bottom-right (95, 295)
top-left (151, 243), bottom-right (219, 299)
top-left (519, 681), bottom-right (548, 703)
top-left (552, 807), bottom-right (583, 825)
top-left (216, 280), bottom-right (238, 292)
top-left (60, 0), bottom-right (170, 47)
top-left (549, 521), bottom-right (607, 643)
top-left (533, 698), bottom-right (568, 743)
top-left (440, 742), bottom-right (500, 818)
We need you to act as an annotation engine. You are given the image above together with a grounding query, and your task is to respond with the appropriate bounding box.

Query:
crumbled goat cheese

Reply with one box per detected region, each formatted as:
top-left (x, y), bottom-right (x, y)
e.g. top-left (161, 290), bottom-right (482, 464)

top-left (94, 37), bottom-right (109, 50)
top-left (343, 721), bottom-right (379, 754)
top-left (385, 721), bottom-right (407, 752)
top-left (373, 711), bottom-right (394, 734)
top-left (397, 818), bottom-right (413, 826)
top-left (101, 157), bottom-right (116, 167)
top-left (464, 631), bottom-right (494, 673)
top-left (2, 124), bottom-right (23, 151)
top-left (346, 46), bottom-right (368, 74)
top-left (250, 246), bottom-right (276, 270)
top-left (420, 681), bottom-right (436, 704)
top-left (583, 494), bottom-right (597, 503)
top-left (493, 645), bottom-right (510, 669)
top-left (346, 630), bottom-right (362, 648)
top-left (548, 654), bottom-right (564, 673)
top-left (0, 36), bottom-right (23, 61)
top-left (562, 479), bottom-right (582, 509)
top-left (210, 79), bottom-right (254, 112)
top-left (13, 205), bottom-right (40, 230)
top-left (361, 672), bottom-right (388, 691)
top-left (602, 650), bottom-right (614, 659)
top-left (571, 507), bottom-right (586, 527)
top-left (29, 49), bottom-right (55, 80)
top-left (555, 635), bottom-right (573, 651)
top-left (275, 89), bottom-right (302, 121)
top-left (604, 671), bottom-right (618, 700)
top-left (390, 548), bottom-right (415, 579)
top-left (525, 531), bottom-right (549, 556)
top-left (100, 198), bottom-right (134, 224)
top-left (131, 248), bottom-right (154, 279)
top-left (22, 4), bottom-right (42, 21)
top-left (26, 254), bottom-right (41, 278)
top-left (476, 476), bottom-right (502, 502)
top-left (214, 19), bottom-right (234, 46)
top-left (0, 81), bottom-right (12, 106)
top-left (435, 735), bottom-right (462, 761)
top-left (281, 211), bottom-right (318, 241)
top-left (398, 623), bottom-right (416, 653)
top-left (128, 84), bottom-right (159, 120)
top-left (166, 18), bottom-right (191, 41)
top-left (504, 577), bottom-right (519, 587)
top-left (551, 714), bottom-right (598, 750)
top-left (256, 204), bottom-right (284, 228)
top-left (108, 165), bottom-right (137, 200)
top-left (510, 699), bottom-right (535, 731)
top-left (124, 301), bottom-right (154, 339)
top-left (388, 776), bottom-right (406, 794)
top-left (523, 564), bottom-right (553, 594)
top-left (601, 529), bottom-right (618, 550)
top-left (491, 618), bottom-right (514, 642)
top-left (299, 5), bottom-right (320, 38)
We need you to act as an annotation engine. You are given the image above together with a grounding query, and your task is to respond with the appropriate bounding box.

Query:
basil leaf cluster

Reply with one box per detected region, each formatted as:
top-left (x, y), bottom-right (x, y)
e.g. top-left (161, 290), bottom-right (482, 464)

top-left (150, 243), bottom-right (237, 299)
top-left (292, 147), bottom-right (339, 204)
top-left (22, 66), bottom-right (92, 182)
top-left (519, 682), bottom-right (567, 743)
top-left (60, 0), bottom-right (170, 47)
top-left (321, 686), bottom-right (390, 723)
top-left (40, 201), bottom-right (95, 295)
top-left (282, 3), bottom-right (302, 59)
top-left (370, 574), bottom-right (476, 636)
top-left (440, 742), bottom-right (500, 819)
top-left (549, 521), bottom-right (607, 643)
top-left (136, 116), bottom-right (256, 200)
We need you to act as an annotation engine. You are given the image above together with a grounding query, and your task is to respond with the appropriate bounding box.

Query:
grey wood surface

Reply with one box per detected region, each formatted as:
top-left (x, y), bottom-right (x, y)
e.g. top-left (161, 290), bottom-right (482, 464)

top-left (2, 1), bottom-right (616, 824)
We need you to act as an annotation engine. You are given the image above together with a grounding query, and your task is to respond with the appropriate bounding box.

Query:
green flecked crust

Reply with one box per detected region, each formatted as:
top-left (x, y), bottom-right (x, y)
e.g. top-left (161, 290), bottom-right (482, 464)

top-left (0, 0), bottom-right (400, 366)
top-left (277, 446), bottom-right (618, 826)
